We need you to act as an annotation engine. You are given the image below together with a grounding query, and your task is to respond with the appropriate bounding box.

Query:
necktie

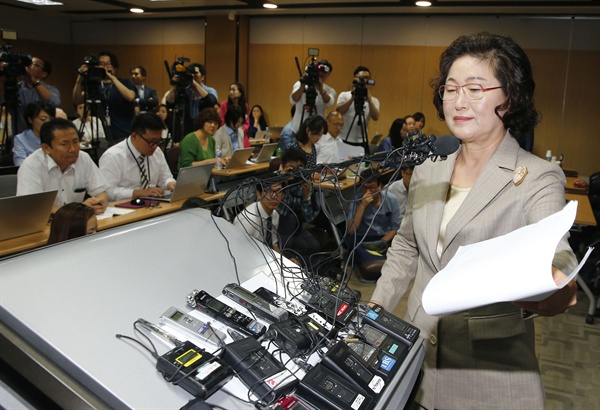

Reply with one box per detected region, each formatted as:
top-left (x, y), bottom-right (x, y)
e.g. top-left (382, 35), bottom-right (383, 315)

top-left (139, 156), bottom-right (149, 189)
top-left (138, 86), bottom-right (144, 99)
top-left (264, 216), bottom-right (273, 246)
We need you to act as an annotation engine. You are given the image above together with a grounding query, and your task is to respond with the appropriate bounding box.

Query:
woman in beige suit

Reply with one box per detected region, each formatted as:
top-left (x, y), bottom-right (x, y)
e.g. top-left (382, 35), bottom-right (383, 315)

top-left (371, 32), bottom-right (578, 409)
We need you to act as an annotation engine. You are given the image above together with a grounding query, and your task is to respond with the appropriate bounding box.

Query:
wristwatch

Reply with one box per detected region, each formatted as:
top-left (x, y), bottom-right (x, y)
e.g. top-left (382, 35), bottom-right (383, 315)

top-left (32, 81), bottom-right (41, 88)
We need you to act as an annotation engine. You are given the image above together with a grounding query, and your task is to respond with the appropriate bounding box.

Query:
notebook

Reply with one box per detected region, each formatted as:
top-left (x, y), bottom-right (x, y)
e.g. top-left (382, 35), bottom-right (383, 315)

top-left (0, 190), bottom-right (57, 241)
top-left (141, 163), bottom-right (214, 202)
top-left (250, 143), bottom-right (278, 163)
top-left (224, 148), bottom-right (255, 169)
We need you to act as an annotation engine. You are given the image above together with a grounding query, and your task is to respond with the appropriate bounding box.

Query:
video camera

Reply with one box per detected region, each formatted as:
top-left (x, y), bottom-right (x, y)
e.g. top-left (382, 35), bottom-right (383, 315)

top-left (300, 58), bottom-right (330, 87)
top-left (352, 75), bottom-right (375, 114)
top-left (0, 45), bottom-right (32, 78)
top-left (76, 54), bottom-right (108, 83)
top-left (168, 56), bottom-right (195, 89)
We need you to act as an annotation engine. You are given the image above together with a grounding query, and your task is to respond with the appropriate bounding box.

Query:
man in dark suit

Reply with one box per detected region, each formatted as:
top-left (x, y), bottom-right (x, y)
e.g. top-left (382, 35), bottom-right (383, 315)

top-left (130, 65), bottom-right (158, 114)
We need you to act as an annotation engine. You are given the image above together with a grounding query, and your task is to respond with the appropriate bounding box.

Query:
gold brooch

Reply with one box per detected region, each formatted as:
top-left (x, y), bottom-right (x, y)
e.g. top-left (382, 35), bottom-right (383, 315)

top-left (513, 165), bottom-right (528, 186)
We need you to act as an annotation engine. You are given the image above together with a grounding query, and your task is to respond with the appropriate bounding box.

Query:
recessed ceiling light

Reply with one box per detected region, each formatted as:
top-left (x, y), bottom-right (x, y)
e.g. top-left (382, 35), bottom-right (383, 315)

top-left (130, 8), bottom-right (144, 13)
top-left (263, 3), bottom-right (277, 9)
top-left (416, 1), bottom-right (432, 6)
top-left (17, 0), bottom-right (63, 5)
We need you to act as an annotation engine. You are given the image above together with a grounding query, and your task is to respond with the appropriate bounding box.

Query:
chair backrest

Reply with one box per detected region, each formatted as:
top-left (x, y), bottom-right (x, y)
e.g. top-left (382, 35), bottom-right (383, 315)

top-left (165, 147), bottom-right (181, 178)
top-left (588, 171), bottom-right (600, 197)
top-left (0, 174), bottom-right (18, 198)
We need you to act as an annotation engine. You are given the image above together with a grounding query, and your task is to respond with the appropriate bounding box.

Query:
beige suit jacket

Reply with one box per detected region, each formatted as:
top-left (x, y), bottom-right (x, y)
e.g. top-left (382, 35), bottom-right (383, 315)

top-left (372, 133), bottom-right (577, 409)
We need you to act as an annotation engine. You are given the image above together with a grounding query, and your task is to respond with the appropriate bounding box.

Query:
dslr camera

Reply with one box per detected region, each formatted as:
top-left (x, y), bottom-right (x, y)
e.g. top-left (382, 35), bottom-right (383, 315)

top-left (77, 54), bottom-right (108, 82)
top-left (0, 45), bottom-right (32, 78)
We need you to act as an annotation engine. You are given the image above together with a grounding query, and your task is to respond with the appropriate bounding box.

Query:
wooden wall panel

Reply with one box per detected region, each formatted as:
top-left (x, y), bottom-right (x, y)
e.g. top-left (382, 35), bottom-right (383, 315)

top-left (561, 50), bottom-right (600, 176)
top-left (206, 15), bottom-right (236, 104)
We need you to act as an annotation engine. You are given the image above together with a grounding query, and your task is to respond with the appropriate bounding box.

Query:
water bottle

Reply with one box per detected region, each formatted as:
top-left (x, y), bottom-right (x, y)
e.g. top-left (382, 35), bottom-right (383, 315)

top-left (265, 127), bottom-right (270, 141)
top-left (275, 142), bottom-right (283, 158)
top-left (545, 149), bottom-right (552, 161)
top-left (215, 147), bottom-right (222, 170)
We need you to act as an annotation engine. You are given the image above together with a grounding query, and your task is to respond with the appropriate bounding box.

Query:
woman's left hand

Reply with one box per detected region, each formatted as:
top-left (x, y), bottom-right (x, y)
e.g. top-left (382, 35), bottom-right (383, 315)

top-left (513, 267), bottom-right (578, 316)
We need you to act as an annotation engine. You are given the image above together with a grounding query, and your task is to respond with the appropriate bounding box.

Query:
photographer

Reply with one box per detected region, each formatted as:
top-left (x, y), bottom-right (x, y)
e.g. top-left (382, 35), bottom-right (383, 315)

top-left (164, 62), bottom-right (218, 139)
top-left (72, 51), bottom-right (136, 144)
top-left (13, 56), bottom-right (61, 134)
top-left (335, 66), bottom-right (380, 145)
top-left (289, 59), bottom-right (336, 135)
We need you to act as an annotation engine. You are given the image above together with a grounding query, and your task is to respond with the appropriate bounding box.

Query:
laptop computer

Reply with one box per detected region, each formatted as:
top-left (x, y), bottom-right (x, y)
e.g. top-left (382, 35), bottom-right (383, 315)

top-left (141, 163), bottom-right (214, 202)
top-left (253, 130), bottom-right (268, 141)
top-left (250, 143), bottom-right (278, 163)
top-left (0, 190), bottom-right (57, 241)
top-left (224, 148), bottom-right (255, 169)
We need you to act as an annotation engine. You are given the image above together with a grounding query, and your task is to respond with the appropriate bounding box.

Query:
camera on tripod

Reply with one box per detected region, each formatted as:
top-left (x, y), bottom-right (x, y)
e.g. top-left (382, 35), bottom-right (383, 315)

top-left (0, 45), bottom-right (32, 78)
top-left (301, 58), bottom-right (330, 87)
top-left (352, 75), bottom-right (375, 113)
top-left (169, 56), bottom-right (195, 89)
top-left (76, 54), bottom-right (108, 83)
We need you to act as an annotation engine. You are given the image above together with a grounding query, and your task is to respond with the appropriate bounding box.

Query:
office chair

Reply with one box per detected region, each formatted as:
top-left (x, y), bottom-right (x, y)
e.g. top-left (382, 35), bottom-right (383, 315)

top-left (165, 146), bottom-right (180, 179)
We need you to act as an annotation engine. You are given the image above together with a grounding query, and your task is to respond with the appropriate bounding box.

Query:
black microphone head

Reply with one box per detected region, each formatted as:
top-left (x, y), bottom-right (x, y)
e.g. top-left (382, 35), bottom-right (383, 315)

top-left (432, 135), bottom-right (461, 156)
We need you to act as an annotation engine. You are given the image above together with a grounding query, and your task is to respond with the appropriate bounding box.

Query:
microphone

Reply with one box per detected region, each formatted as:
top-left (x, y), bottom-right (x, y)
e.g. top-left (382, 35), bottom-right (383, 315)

top-left (370, 134), bottom-right (460, 167)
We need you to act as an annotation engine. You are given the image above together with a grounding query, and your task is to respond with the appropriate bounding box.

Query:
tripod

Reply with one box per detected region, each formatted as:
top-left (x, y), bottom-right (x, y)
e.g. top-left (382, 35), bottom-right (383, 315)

top-left (78, 80), bottom-right (113, 162)
top-left (342, 98), bottom-right (369, 154)
top-left (0, 75), bottom-right (18, 164)
top-left (298, 82), bottom-right (318, 129)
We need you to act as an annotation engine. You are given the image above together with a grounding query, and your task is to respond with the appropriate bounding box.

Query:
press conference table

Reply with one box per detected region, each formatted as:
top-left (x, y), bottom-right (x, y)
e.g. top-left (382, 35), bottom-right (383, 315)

top-left (211, 160), bottom-right (270, 177)
top-left (0, 191), bottom-right (225, 258)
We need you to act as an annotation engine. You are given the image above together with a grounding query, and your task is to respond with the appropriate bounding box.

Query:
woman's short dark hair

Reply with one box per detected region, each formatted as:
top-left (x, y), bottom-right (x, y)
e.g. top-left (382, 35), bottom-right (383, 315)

top-left (413, 112), bottom-right (425, 127)
top-left (194, 107), bottom-right (221, 130)
top-left (431, 32), bottom-right (538, 139)
top-left (47, 203), bottom-right (95, 245)
top-left (296, 115), bottom-right (327, 145)
top-left (224, 105), bottom-right (244, 128)
top-left (25, 101), bottom-right (55, 129)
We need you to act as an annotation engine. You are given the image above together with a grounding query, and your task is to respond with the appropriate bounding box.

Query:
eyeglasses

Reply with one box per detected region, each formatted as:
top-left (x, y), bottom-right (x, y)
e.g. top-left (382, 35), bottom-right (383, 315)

top-left (330, 122), bottom-right (344, 128)
top-left (438, 83), bottom-right (503, 101)
top-left (136, 132), bottom-right (162, 148)
top-left (31, 62), bottom-right (44, 70)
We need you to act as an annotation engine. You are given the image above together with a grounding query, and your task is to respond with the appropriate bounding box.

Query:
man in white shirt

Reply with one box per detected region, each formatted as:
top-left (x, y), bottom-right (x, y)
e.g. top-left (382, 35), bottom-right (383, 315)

top-left (290, 59), bottom-right (336, 135)
top-left (99, 113), bottom-right (175, 201)
top-left (234, 179), bottom-right (285, 252)
top-left (336, 66), bottom-right (380, 148)
top-left (316, 111), bottom-right (364, 164)
top-left (17, 118), bottom-right (108, 214)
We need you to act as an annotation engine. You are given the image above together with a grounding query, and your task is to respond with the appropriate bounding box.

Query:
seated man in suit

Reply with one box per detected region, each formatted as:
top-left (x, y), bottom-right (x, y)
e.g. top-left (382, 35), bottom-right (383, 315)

top-left (345, 167), bottom-right (401, 282)
top-left (99, 112), bottom-right (176, 201)
top-left (233, 177), bottom-right (285, 252)
top-left (17, 118), bottom-right (109, 215)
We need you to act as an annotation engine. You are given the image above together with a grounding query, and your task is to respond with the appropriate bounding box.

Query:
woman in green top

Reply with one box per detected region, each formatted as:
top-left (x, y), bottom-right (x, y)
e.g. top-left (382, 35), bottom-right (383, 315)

top-left (178, 107), bottom-right (229, 169)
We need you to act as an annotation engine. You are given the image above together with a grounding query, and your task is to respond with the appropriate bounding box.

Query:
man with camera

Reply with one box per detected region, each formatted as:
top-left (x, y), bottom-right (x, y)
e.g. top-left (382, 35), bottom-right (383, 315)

top-left (335, 66), bottom-right (380, 147)
top-left (14, 56), bottom-right (61, 134)
top-left (164, 62), bottom-right (218, 140)
top-left (130, 65), bottom-right (158, 115)
top-left (72, 51), bottom-right (136, 144)
top-left (289, 59), bottom-right (336, 135)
